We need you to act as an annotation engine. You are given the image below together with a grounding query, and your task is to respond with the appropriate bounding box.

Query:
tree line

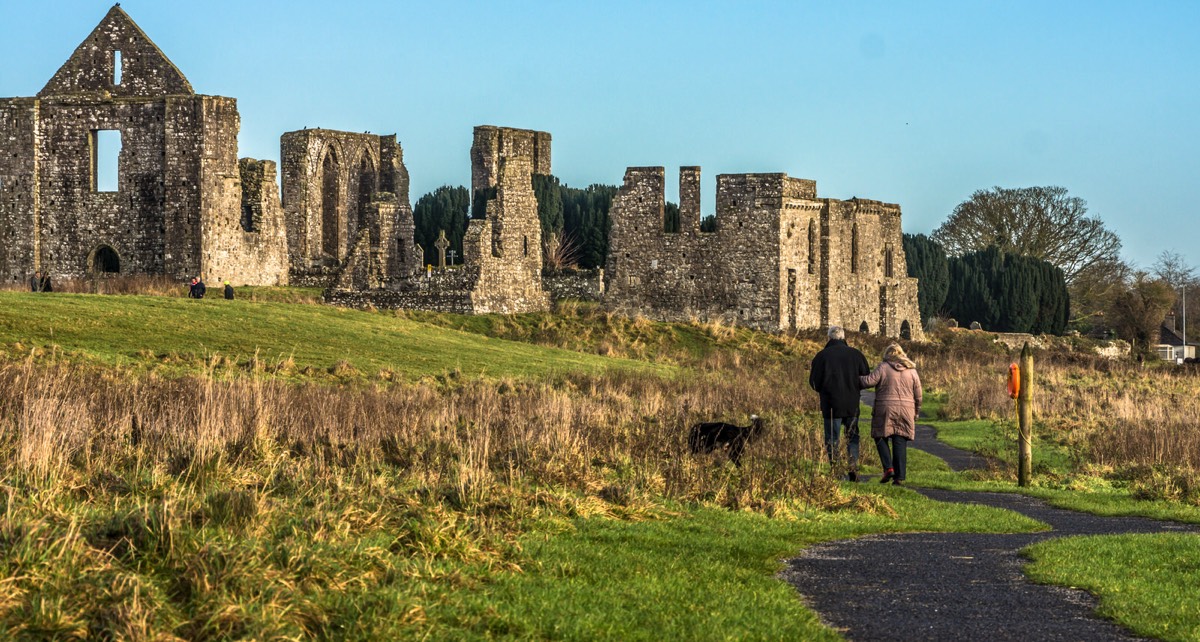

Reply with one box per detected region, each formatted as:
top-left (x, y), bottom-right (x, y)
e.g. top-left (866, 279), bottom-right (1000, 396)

top-left (412, 175), bottom-right (617, 271)
top-left (905, 184), bottom-right (1196, 353)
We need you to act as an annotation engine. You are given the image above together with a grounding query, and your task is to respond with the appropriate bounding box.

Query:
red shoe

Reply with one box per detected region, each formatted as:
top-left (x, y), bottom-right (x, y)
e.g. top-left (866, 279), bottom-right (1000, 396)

top-left (879, 468), bottom-right (894, 484)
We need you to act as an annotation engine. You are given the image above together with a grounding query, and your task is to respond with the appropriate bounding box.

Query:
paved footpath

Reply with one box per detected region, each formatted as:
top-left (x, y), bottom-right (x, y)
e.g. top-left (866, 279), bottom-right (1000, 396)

top-left (781, 394), bottom-right (1197, 641)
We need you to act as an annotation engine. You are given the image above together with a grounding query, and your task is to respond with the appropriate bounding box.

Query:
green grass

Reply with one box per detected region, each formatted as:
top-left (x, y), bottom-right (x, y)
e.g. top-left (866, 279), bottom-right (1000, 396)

top-left (437, 486), bottom-right (1045, 640)
top-left (1025, 533), bottom-right (1200, 641)
top-left (0, 292), bottom-right (669, 381)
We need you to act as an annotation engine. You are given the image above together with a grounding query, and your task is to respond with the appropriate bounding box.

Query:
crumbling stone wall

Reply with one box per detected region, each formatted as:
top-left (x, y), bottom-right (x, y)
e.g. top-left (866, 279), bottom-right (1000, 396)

top-left (0, 6), bottom-right (287, 285)
top-left (326, 126), bottom-right (550, 315)
top-left (606, 166), bottom-right (922, 339)
top-left (280, 129), bottom-right (413, 286)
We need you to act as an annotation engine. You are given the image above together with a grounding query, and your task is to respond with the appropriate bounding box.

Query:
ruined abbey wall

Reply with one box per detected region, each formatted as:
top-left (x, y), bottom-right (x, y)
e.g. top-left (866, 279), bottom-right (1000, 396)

top-left (280, 129), bottom-right (412, 285)
top-left (606, 166), bottom-right (922, 339)
top-left (0, 6), bottom-right (288, 286)
top-left (326, 126), bottom-right (550, 315)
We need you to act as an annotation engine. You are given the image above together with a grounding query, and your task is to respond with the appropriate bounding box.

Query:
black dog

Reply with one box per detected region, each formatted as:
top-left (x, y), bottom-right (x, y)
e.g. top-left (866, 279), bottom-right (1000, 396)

top-left (688, 415), bottom-right (765, 466)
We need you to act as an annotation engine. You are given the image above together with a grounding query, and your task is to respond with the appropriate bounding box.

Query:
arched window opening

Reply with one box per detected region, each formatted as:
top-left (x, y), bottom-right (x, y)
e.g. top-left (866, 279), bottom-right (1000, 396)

top-left (884, 245), bottom-right (894, 278)
top-left (90, 245), bottom-right (120, 274)
top-left (900, 320), bottom-right (912, 341)
top-left (859, 321), bottom-right (870, 334)
top-left (357, 154), bottom-right (375, 230)
top-left (851, 223), bottom-right (859, 274)
top-left (807, 220), bottom-right (816, 275)
top-left (321, 150), bottom-right (339, 258)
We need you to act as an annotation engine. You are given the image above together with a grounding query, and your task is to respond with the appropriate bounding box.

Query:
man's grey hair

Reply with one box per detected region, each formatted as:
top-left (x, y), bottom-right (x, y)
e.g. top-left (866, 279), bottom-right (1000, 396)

top-left (827, 326), bottom-right (845, 341)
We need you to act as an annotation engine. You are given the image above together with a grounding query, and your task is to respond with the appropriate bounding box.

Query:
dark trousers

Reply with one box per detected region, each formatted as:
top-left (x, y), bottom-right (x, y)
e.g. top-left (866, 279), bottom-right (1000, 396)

top-left (823, 414), bottom-right (860, 470)
top-left (875, 435), bottom-right (909, 480)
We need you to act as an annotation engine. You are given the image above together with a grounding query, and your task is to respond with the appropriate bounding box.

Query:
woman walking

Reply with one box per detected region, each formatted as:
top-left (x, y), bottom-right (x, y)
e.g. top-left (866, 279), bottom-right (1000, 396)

top-left (860, 344), bottom-right (922, 485)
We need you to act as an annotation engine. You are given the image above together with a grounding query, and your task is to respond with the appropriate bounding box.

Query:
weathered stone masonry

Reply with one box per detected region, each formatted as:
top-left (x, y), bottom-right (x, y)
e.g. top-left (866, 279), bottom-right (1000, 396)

top-left (326, 126), bottom-right (551, 314)
top-left (280, 129), bottom-right (413, 286)
top-left (0, 6), bottom-right (288, 285)
top-left (605, 167), bottom-right (922, 340)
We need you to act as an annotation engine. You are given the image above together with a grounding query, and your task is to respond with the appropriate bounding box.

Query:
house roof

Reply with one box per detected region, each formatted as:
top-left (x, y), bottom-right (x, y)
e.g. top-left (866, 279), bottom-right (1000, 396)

top-left (1159, 324), bottom-right (1185, 347)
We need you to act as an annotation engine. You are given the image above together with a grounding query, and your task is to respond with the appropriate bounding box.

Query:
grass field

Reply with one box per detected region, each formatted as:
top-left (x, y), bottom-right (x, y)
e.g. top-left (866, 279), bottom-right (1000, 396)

top-left (0, 292), bottom-right (667, 380)
top-left (2, 289), bottom-right (1199, 639)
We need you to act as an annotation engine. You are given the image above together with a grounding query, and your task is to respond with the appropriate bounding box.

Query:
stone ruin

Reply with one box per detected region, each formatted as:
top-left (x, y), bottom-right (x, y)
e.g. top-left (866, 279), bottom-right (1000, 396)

top-left (0, 6), bottom-right (288, 286)
top-left (324, 126), bottom-right (551, 315)
top-left (605, 167), bottom-right (923, 340)
top-left (0, 6), bottom-right (924, 340)
top-left (280, 129), bottom-right (415, 287)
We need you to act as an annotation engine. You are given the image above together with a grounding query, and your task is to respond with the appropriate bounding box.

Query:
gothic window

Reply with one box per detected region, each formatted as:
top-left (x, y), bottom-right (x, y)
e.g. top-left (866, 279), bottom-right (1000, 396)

top-left (357, 154), bottom-right (375, 229)
top-left (321, 150), bottom-right (339, 257)
top-left (885, 245), bottom-right (894, 278)
top-left (113, 51), bottom-right (122, 85)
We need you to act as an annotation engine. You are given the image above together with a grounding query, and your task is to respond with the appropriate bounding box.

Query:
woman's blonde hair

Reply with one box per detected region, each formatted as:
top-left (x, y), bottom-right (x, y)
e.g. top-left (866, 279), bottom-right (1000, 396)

top-left (882, 343), bottom-right (916, 368)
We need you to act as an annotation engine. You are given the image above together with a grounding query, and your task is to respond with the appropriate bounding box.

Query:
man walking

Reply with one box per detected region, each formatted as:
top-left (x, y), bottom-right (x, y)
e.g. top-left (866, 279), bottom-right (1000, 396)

top-left (809, 326), bottom-right (869, 481)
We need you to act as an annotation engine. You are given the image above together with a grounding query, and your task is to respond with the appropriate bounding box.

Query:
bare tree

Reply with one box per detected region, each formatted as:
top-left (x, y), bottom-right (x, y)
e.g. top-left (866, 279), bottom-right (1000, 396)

top-left (1153, 250), bottom-right (1200, 341)
top-left (1107, 271), bottom-right (1176, 354)
top-left (933, 186), bottom-right (1121, 285)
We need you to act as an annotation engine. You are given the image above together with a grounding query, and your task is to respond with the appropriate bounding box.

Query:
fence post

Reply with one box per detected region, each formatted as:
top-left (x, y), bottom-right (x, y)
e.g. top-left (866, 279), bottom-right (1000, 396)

top-left (1018, 342), bottom-right (1034, 487)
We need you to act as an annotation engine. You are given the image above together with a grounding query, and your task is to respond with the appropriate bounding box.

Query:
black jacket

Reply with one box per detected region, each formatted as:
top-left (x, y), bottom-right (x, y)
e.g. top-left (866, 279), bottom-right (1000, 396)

top-left (809, 339), bottom-right (869, 418)
top-left (224, 284), bottom-right (234, 300)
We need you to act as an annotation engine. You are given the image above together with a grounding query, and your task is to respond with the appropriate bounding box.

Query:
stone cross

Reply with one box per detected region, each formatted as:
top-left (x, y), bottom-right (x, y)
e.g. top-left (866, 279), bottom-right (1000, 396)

top-left (434, 230), bottom-right (450, 269)
top-left (447, 249), bottom-right (458, 266)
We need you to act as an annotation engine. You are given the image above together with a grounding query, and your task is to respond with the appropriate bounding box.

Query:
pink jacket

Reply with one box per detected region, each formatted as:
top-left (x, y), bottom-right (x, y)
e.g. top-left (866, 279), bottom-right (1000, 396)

top-left (860, 361), bottom-right (922, 440)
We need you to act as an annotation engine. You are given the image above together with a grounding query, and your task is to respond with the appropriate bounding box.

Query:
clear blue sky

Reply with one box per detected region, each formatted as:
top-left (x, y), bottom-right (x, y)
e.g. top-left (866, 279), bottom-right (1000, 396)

top-left (3, 1), bottom-right (1197, 269)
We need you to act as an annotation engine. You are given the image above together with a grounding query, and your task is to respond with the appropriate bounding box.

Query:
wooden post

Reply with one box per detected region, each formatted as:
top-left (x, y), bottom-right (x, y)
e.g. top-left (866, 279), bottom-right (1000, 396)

top-left (1018, 342), bottom-right (1034, 487)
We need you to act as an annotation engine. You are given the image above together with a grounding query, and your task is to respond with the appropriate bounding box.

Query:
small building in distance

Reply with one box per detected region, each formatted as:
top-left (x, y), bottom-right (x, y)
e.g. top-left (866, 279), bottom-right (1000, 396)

top-left (604, 167), bottom-right (922, 340)
top-left (0, 6), bottom-right (288, 285)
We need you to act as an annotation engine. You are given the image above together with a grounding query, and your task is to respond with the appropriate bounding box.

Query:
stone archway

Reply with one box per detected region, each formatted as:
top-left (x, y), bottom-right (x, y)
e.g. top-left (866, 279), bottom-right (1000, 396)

top-left (89, 244), bottom-right (121, 274)
top-left (859, 320), bottom-right (870, 334)
top-left (900, 320), bottom-right (912, 340)
top-left (357, 153), bottom-right (376, 231)
top-left (321, 149), bottom-right (340, 259)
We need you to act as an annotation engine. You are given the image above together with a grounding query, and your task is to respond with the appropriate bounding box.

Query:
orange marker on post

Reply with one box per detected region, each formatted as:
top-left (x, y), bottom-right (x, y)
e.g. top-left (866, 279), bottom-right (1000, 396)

top-left (1007, 363), bottom-right (1021, 399)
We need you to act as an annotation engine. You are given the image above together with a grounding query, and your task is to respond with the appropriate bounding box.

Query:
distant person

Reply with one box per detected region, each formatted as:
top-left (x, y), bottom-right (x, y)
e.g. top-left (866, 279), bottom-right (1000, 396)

top-left (860, 343), bottom-right (922, 486)
top-left (809, 325), bottom-right (869, 481)
top-left (224, 280), bottom-right (234, 300)
top-left (30, 271), bottom-right (40, 292)
top-left (188, 277), bottom-right (206, 299)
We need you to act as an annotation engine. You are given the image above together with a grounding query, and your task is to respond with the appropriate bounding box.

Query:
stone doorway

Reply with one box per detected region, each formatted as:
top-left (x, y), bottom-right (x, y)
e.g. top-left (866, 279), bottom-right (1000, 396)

top-left (89, 244), bottom-right (121, 274)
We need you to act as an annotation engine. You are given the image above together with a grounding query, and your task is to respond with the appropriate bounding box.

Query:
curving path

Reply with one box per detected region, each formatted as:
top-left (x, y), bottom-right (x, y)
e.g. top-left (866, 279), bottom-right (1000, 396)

top-left (782, 393), bottom-right (1197, 641)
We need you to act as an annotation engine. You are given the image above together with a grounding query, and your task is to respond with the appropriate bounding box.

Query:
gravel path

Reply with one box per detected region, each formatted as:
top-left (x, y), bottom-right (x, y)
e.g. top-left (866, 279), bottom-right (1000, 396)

top-left (782, 393), bottom-right (1197, 641)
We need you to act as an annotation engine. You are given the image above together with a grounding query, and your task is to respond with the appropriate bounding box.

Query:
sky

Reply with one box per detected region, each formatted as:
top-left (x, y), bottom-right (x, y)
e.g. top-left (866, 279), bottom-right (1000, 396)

top-left (2, 1), bottom-right (1197, 270)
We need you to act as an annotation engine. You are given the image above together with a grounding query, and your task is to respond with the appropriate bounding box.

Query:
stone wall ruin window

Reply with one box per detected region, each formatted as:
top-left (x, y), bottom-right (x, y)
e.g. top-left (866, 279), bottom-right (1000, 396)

top-left (91, 130), bottom-right (122, 193)
top-left (90, 245), bottom-right (120, 274)
top-left (113, 50), bottom-right (122, 85)
top-left (321, 150), bottom-right (339, 258)
top-left (523, 235), bottom-right (529, 257)
top-left (357, 154), bottom-right (375, 229)
top-left (850, 223), bottom-right (859, 274)
top-left (885, 245), bottom-right (894, 278)
top-left (807, 220), bottom-right (816, 275)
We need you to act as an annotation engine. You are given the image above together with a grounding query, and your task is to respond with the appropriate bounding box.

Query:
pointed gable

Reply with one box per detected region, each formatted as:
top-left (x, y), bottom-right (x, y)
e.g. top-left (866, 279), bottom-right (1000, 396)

top-left (38, 5), bottom-right (194, 98)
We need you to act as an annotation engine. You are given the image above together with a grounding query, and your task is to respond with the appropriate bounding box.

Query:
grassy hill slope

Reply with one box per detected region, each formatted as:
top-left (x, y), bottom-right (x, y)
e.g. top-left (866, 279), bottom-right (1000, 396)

top-left (0, 292), bottom-right (669, 380)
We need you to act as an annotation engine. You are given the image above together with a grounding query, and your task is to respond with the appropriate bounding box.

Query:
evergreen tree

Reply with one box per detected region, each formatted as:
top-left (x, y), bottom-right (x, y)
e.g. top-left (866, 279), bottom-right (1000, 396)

top-left (944, 246), bottom-right (1070, 334)
top-left (532, 174), bottom-right (564, 237)
top-left (412, 185), bottom-right (470, 266)
top-left (902, 233), bottom-right (949, 322)
top-left (663, 202), bottom-right (681, 233)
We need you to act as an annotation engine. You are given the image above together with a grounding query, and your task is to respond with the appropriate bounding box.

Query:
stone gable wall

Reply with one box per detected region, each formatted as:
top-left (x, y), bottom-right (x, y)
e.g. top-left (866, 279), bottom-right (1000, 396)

top-left (0, 7), bottom-right (287, 286)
